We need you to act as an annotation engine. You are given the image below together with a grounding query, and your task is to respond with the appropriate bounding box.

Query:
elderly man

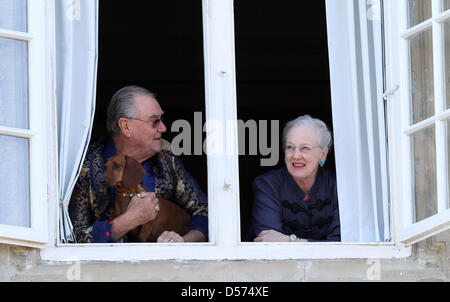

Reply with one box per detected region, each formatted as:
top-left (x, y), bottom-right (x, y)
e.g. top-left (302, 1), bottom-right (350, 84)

top-left (69, 85), bottom-right (208, 243)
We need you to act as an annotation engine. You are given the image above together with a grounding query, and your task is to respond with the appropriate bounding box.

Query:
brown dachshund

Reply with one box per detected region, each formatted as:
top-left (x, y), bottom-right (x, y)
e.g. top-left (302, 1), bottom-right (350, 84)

top-left (104, 154), bottom-right (190, 242)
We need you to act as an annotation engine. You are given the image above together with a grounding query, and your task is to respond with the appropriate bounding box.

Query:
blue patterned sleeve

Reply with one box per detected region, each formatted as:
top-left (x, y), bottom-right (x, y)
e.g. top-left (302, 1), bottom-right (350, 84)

top-left (68, 167), bottom-right (95, 243)
top-left (69, 150), bottom-right (118, 244)
top-left (92, 220), bottom-right (117, 243)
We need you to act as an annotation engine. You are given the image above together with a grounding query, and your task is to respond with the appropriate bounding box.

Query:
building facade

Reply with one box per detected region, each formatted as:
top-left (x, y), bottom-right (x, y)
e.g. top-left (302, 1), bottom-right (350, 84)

top-left (0, 0), bottom-right (449, 282)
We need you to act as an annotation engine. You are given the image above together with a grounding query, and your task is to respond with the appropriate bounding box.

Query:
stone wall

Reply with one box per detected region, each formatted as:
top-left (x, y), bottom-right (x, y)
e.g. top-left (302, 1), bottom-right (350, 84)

top-left (1, 230), bottom-right (448, 282)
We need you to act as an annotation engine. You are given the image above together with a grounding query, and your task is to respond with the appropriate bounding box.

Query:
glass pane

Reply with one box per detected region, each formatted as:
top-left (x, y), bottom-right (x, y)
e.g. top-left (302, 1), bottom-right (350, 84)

top-left (0, 0), bottom-right (27, 32)
top-left (412, 126), bottom-right (438, 223)
top-left (445, 20), bottom-right (450, 109)
top-left (409, 28), bottom-right (434, 124)
top-left (447, 120), bottom-right (450, 209)
top-left (408, 0), bottom-right (432, 27)
top-left (0, 135), bottom-right (30, 227)
top-left (0, 37), bottom-right (29, 129)
top-left (444, 0), bottom-right (450, 11)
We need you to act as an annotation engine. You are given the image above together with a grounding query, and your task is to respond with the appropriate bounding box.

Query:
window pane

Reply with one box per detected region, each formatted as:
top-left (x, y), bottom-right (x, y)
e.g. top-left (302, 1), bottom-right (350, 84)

top-left (408, 0), bottom-right (432, 27)
top-left (447, 120), bottom-right (450, 209)
top-left (0, 37), bottom-right (29, 129)
top-left (409, 28), bottom-right (434, 124)
top-left (412, 126), bottom-right (438, 223)
top-left (445, 20), bottom-right (450, 109)
top-left (444, 0), bottom-right (450, 11)
top-left (0, 135), bottom-right (30, 227)
top-left (0, 0), bottom-right (27, 32)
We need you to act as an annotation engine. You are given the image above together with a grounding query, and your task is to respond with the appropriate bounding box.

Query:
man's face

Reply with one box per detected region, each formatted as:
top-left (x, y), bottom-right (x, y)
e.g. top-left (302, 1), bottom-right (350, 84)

top-left (127, 94), bottom-right (167, 159)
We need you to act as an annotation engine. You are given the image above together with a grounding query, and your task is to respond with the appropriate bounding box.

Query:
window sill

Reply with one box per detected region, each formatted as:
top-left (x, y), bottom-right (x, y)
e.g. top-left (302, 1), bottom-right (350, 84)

top-left (40, 242), bottom-right (412, 262)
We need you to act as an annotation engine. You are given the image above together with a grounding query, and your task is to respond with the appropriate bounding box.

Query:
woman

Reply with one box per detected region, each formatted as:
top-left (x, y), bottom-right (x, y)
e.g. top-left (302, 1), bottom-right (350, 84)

top-left (250, 115), bottom-right (340, 242)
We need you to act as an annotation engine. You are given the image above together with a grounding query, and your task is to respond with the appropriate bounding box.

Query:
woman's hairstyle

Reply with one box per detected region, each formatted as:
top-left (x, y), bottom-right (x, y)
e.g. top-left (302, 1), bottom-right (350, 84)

top-left (282, 115), bottom-right (332, 150)
top-left (106, 85), bottom-right (156, 137)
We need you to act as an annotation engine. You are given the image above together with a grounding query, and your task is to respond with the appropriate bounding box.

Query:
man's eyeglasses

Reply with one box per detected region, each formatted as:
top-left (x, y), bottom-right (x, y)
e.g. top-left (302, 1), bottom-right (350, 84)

top-left (127, 115), bottom-right (164, 129)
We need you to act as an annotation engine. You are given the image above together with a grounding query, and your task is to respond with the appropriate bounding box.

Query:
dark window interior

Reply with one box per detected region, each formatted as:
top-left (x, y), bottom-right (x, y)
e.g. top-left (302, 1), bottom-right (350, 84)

top-left (235, 1), bottom-right (334, 241)
top-left (94, 0), bottom-right (333, 242)
top-left (94, 0), bottom-right (207, 191)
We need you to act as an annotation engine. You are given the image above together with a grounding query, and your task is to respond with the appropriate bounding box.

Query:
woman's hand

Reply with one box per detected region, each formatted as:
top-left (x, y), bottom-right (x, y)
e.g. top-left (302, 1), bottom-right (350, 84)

top-left (254, 229), bottom-right (307, 242)
top-left (254, 230), bottom-right (289, 242)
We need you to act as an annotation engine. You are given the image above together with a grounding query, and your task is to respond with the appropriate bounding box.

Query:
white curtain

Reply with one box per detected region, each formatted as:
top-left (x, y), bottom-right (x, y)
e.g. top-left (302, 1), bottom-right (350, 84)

top-left (325, 0), bottom-right (390, 242)
top-left (56, 0), bottom-right (99, 243)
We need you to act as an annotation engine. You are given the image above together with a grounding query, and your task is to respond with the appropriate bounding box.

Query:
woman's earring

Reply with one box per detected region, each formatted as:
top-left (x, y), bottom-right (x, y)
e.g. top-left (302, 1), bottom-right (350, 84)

top-left (320, 158), bottom-right (325, 167)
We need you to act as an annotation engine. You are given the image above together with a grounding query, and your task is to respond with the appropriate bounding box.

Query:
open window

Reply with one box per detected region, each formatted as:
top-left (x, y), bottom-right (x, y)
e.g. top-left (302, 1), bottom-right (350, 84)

top-left (385, 0), bottom-right (450, 245)
top-left (0, 0), bottom-right (48, 247)
top-left (40, 0), bottom-right (449, 261)
top-left (234, 0), bottom-right (335, 242)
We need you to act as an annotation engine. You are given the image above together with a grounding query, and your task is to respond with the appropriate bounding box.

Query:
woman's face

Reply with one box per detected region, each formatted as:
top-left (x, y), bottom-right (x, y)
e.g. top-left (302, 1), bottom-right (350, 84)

top-left (284, 125), bottom-right (328, 186)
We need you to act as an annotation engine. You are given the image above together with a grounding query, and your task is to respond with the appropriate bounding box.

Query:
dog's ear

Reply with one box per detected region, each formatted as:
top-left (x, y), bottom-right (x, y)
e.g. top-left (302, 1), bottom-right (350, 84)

top-left (104, 158), bottom-right (115, 186)
top-left (122, 156), bottom-right (146, 188)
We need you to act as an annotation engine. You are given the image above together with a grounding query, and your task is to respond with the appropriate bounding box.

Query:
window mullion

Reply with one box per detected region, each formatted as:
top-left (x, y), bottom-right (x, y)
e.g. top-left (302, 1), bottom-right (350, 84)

top-left (202, 0), bottom-right (240, 247)
top-left (0, 126), bottom-right (35, 138)
top-left (0, 28), bottom-right (32, 41)
top-left (397, 0), bottom-right (414, 231)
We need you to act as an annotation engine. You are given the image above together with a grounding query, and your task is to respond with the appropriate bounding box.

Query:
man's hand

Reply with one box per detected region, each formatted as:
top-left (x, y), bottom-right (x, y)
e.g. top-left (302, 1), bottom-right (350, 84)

top-left (126, 191), bottom-right (159, 228)
top-left (112, 191), bottom-right (159, 241)
top-left (157, 229), bottom-right (207, 243)
top-left (157, 231), bottom-right (184, 243)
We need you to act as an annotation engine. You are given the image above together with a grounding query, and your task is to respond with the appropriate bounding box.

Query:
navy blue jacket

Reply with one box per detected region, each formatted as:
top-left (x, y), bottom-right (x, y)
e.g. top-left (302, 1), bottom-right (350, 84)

top-left (250, 166), bottom-right (340, 242)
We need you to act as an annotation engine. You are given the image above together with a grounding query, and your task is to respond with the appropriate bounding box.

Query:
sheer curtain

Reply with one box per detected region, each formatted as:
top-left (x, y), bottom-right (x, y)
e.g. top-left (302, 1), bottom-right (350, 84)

top-left (56, 0), bottom-right (99, 243)
top-left (325, 0), bottom-right (390, 242)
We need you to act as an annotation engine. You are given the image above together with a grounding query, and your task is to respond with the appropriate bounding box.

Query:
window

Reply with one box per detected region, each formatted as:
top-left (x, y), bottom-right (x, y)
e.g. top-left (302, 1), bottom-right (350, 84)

top-left (385, 0), bottom-right (450, 244)
top-left (40, 0), bottom-right (449, 261)
top-left (234, 0), bottom-right (334, 242)
top-left (0, 0), bottom-right (48, 247)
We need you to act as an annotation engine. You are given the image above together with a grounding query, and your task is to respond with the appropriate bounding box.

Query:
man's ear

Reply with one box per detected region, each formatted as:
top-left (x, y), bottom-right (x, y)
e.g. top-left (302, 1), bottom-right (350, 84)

top-left (122, 156), bottom-right (146, 188)
top-left (118, 118), bottom-right (130, 137)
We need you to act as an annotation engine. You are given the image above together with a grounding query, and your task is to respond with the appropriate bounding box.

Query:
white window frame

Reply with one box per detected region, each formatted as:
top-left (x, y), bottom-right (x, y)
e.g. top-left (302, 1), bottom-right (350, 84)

top-left (0, 0), bottom-right (49, 248)
top-left (40, 0), bottom-right (417, 262)
top-left (14, 0), bottom-right (445, 261)
top-left (385, 0), bottom-right (450, 246)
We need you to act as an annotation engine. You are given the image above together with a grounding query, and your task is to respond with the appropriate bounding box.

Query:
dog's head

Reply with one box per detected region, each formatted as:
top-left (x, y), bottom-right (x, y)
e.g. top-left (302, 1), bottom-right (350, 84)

top-left (104, 154), bottom-right (146, 189)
